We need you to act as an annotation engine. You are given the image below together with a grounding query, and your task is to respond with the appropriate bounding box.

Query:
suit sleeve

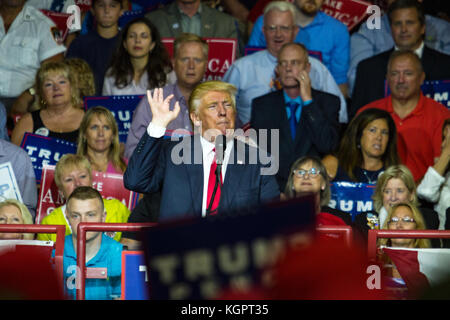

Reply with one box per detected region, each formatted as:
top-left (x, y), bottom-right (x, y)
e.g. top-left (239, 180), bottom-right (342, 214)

top-left (302, 93), bottom-right (340, 154)
top-left (123, 133), bottom-right (166, 194)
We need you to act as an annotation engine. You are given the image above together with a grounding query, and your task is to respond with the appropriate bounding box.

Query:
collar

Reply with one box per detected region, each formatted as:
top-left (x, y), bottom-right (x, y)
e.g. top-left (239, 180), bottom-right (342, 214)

top-left (283, 91), bottom-right (302, 105)
top-left (395, 41), bottom-right (424, 58)
top-left (64, 234), bottom-right (108, 265)
top-left (200, 134), bottom-right (234, 158)
top-left (177, 2), bottom-right (202, 16)
top-left (265, 49), bottom-right (278, 62)
top-left (388, 92), bottom-right (425, 117)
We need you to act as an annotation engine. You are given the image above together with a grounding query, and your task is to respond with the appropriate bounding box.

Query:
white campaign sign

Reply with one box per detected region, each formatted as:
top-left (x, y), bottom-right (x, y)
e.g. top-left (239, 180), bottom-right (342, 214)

top-left (0, 162), bottom-right (23, 203)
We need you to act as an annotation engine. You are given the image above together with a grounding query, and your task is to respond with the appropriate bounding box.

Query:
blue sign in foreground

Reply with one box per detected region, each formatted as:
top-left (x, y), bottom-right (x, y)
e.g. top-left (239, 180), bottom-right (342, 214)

top-left (143, 196), bottom-right (316, 300)
top-left (121, 251), bottom-right (150, 300)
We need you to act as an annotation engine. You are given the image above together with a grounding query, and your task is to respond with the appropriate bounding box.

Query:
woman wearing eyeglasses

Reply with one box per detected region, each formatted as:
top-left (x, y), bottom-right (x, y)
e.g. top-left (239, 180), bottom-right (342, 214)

top-left (284, 156), bottom-right (351, 226)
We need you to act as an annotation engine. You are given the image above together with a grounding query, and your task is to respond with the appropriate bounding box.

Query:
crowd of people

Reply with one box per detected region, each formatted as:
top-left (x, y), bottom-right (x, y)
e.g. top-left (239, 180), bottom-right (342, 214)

top-left (0, 0), bottom-right (449, 300)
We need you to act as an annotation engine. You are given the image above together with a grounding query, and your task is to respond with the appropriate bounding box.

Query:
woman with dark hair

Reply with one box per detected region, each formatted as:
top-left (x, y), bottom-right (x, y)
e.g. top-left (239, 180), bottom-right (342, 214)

top-left (323, 108), bottom-right (400, 184)
top-left (102, 17), bottom-right (175, 95)
top-left (284, 156), bottom-right (351, 226)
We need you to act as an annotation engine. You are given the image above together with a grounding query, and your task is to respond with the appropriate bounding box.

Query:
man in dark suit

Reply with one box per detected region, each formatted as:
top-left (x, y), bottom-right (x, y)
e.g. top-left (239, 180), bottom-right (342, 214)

top-left (251, 43), bottom-right (340, 191)
top-left (124, 81), bottom-right (280, 222)
top-left (350, 0), bottom-right (450, 118)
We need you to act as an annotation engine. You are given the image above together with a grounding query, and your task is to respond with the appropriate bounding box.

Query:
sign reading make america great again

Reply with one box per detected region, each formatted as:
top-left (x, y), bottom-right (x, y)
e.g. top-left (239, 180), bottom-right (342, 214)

top-left (143, 196), bottom-right (316, 300)
top-left (162, 38), bottom-right (237, 81)
top-left (322, 0), bottom-right (372, 31)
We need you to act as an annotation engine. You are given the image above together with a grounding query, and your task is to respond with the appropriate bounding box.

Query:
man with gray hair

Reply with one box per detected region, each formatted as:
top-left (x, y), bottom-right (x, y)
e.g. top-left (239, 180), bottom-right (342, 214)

top-left (223, 1), bottom-right (347, 125)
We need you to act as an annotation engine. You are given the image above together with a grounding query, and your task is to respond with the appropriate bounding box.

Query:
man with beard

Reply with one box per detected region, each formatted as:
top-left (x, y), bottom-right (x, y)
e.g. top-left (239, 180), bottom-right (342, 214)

top-left (358, 50), bottom-right (450, 182)
top-left (247, 0), bottom-right (350, 97)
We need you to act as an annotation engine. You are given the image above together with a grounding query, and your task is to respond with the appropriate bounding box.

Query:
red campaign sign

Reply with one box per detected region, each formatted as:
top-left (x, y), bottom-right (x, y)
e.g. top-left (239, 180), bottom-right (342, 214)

top-left (40, 10), bottom-right (71, 44)
top-left (75, 0), bottom-right (92, 12)
top-left (36, 165), bottom-right (139, 224)
top-left (321, 0), bottom-right (372, 31)
top-left (162, 38), bottom-right (237, 81)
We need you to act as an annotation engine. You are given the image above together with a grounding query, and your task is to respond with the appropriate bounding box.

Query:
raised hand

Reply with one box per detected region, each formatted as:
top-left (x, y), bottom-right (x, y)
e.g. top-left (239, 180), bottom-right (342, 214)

top-left (147, 88), bottom-right (181, 128)
top-left (296, 70), bottom-right (312, 102)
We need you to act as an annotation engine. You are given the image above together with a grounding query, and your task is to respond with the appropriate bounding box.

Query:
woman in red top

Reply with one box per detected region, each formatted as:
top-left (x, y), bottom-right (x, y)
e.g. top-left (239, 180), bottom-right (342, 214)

top-left (284, 156), bottom-right (351, 226)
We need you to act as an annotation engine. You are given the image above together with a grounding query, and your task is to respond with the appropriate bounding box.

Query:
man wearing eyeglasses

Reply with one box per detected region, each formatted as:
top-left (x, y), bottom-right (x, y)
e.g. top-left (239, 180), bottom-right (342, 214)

top-left (250, 43), bottom-right (340, 190)
top-left (222, 1), bottom-right (347, 126)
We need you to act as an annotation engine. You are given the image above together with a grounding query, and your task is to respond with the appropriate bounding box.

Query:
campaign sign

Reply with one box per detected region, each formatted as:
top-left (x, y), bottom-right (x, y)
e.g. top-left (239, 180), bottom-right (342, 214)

top-left (0, 162), bottom-right (23, 203)
top-left (328, 181), bottom-right (375, 221)
top-left (384, 79), bottom-right (450, 109)
top-left (20, 133), bottom-right (76, 184)
top-left (121, 251), bottom-right (150, 300)
top-left (143, 196), bottom-right (316, 300)
top-left (84, 95), bottom-right (144, 144)
top-left (37, 165), bottom-right (139, 224)
top-left (321, 0), bottom-right (372, 31)
top-left (162, 38), bottom-right (237, 80)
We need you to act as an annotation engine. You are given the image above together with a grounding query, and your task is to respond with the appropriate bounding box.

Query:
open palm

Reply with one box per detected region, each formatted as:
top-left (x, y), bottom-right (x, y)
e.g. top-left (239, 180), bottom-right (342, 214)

top-left (147, 88), bottom-right (181, 128)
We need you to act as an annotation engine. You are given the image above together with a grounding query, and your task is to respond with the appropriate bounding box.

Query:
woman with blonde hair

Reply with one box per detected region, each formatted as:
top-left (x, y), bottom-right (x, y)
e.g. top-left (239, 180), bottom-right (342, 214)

top-left (64, 58), bottom-right (96, 100)
top-left (77, 106), bottom-right (127, 174)
top-left (0, 199), bottom-right (34, 240)
top-left (11, 61), bottom-right (85, 145)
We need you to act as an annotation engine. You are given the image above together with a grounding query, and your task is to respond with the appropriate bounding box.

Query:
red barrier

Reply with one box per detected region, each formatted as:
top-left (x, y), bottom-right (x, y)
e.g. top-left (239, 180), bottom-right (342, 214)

top-left (367, 230), bottom-right (450, 261)
top-left (76, 222), bottom-right (156, 300)
top-left (316, 225), bottom-right (353, 247)
top-left (0, 224), bottom-right (66, 285)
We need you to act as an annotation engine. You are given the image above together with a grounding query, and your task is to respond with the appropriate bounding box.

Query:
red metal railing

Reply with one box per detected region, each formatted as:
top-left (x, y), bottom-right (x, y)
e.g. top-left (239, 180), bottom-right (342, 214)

top-left (367, 230), bottom-right (450, 261)
top-left (316, 225), bottom-right (353, 247)
top-left (76, 222), bottom-right (156, 300)
top-left (0, 224), bottom-right (66, 285)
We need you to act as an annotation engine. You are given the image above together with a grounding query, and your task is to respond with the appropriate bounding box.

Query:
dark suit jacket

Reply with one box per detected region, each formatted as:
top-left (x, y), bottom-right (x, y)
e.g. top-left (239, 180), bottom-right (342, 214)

top-left (350, 46), bottom-right (450, 118)
top-left (124, 134), bottom-right (280, 221)
top-left (250, 89), bottom-right (340, 190)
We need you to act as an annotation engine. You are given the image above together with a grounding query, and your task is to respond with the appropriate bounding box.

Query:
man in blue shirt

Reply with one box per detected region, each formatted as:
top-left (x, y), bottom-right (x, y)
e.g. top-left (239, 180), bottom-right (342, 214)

top-left (63, 186), bottom-right (122, 300)
top-left (247, 0), bottom-right (350, 97)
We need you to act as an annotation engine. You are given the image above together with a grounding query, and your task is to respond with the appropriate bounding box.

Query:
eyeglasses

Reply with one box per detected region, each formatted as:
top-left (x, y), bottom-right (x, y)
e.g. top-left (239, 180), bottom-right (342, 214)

top-left (278, 59), bottom-right (304, 68)
top-left (264, 25), bottom-right (294, 33)
top-left (293, 168), bottom-right (321, 178)
top-left (388, 216), bottom-right (415, 225)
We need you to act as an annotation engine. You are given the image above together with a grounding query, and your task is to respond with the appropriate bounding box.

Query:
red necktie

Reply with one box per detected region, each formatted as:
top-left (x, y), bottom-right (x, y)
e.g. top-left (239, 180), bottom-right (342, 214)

top-left (206, 148), bottom-right (223, 215)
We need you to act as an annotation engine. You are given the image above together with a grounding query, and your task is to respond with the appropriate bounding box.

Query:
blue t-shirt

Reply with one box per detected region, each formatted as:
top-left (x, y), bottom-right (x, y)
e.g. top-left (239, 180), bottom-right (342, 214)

top-left (63, 234), bottom-right (123, 300)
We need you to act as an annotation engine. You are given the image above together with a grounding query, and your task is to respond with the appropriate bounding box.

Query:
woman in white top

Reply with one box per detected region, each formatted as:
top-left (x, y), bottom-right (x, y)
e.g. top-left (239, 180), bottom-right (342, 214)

top-left (417, 118), bottom-right (450, 230)
top-left (102, 17), bottom-right (175, 96)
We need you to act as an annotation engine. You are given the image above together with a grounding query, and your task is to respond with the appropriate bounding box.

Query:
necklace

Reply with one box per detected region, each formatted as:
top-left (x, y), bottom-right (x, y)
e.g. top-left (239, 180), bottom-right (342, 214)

top-left (361, 169), bottom-right (380, 184)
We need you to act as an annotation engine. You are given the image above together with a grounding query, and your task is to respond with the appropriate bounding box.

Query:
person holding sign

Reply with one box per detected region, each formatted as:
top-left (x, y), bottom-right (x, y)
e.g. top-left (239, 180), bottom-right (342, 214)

top-left (102, 17), bottom-right (175, 96)
top-left (0, 199), bottom-right (34, 240)
top-left (63, 186), bottom-right (122, 300)
top-left (77, 107), bottom-right (127, 174)
top-left (37, 154), bottom-right (130, 242)
top-left (322, 108), bottom-right (400, 184)
top-left (124, 81), bottom-right (280, 221)
top-left (283, 156), bottom-right (351, 226)
top-left (11, 61), bottom-right (85, 146)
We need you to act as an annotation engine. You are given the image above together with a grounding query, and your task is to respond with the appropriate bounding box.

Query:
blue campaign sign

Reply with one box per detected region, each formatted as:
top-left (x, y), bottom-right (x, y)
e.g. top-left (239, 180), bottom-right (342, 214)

top-left (20, 133), bottom-right (76, 183)
top-left (121, 251), bottom-right (150, 300)
top-left (329, 182), bottom-right (375, 221)
top-left (384, 79), bottom-right (450, 108)
top-left (143, 196), bottom-right (316, 300)
top-left (84, 95), bottom-right (144, 144)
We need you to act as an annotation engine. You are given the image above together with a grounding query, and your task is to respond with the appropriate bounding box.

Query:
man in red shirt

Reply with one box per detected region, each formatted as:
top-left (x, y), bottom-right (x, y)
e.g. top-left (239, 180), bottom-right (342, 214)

top-left (358, 50), bottom-right (450, 182)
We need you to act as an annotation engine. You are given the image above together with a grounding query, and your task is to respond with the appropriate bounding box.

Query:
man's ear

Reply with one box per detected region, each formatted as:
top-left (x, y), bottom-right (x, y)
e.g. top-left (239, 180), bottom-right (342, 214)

top-left (190, 112), bottom-right (200, 127)
top-left (101, 210), bottom-right (107, 223)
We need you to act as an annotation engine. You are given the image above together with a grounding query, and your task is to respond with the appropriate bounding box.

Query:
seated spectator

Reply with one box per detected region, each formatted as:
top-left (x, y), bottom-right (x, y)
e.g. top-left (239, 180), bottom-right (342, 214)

top-left (251, 42), bottom-right (340, 191)
top-left (0, 199), bottom-right (34, 240)
top-left (283, 156), bottom-right (351, 226)
top-left (348, 0), bottom-right (450, 96)
top-left (378, 202), bottom-right (431, 294)
top-left (65, 0), bottom-right (124, 95)
top-left (351, 0), bottom-right (450, 116)
top-left (11, 61), bottom-right (85, 146)
top-left (37, 154), bottom-right (130, 242)
top-left (223, 1), bottom-right (347, 125)
top-left (0, 139), bottom-right (37, 220)
top-left (102, 17), bottom-right (175, 96)
top-left (417, 118), bottom-right (450, 230)
top-left (77, 106), bottom-right (127, 174)
top-left (64, 58), bottom-right (96, 101)
top-left (323, 108), bottom-right (400, 184)
top-left (124, 32), bottom-right (208, 158)
top-left (354, 165), bottom-right (439, 245)
top-left (63, 186), bottom-right (122, 300)
top-left (145, 0), bottom-right (244, 56)
top-left (247, 0), bottom-right (350, 96)
top-left (357, 50), bottom-right (450, 182)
